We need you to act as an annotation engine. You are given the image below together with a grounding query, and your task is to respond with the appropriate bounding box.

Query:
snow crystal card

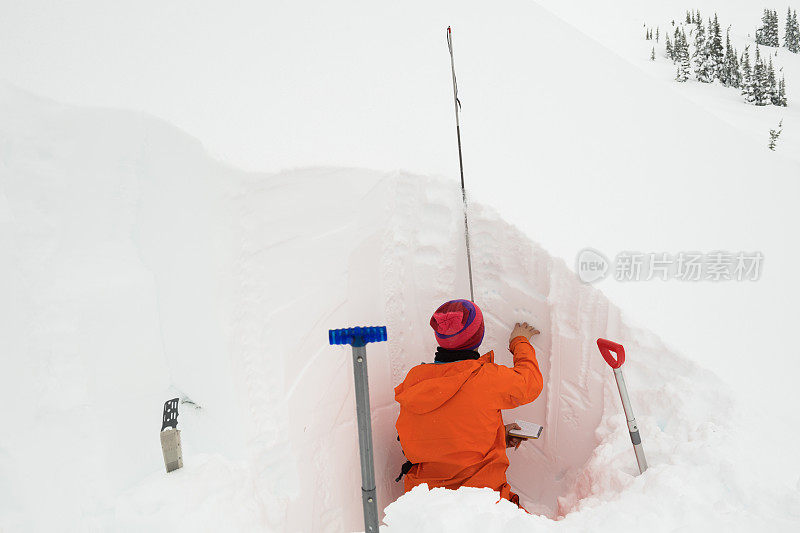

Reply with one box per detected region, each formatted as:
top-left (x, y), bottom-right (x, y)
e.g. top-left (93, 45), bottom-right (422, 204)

top-left (509, 420), bottom-right (543, 439)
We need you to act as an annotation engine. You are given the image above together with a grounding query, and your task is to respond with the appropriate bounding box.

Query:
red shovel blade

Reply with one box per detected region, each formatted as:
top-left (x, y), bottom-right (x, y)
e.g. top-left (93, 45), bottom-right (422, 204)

top-left (597, 338), bottom-right (625, 369)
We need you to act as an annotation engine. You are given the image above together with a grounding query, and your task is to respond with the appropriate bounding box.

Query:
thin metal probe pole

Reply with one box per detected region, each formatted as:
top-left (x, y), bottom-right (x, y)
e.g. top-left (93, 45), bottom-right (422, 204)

top-left (447, 26), bottom-right (475, 302)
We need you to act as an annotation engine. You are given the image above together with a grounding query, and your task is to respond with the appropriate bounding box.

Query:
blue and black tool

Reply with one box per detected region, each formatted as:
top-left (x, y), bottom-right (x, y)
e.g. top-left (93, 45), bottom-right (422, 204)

top-left (329, 326), bottom-right (387, 533)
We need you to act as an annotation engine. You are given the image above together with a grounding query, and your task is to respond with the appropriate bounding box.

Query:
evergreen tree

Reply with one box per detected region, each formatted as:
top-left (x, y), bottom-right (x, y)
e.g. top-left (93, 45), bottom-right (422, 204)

top-left (651, 47), bottom-right (656, 61)
top-left (694, 19), bottom-right (712, 82)
top-left (730, 51), bottom-right (741, 88)
top-left (756, 9), bottom-right (768, 45)
top-left (725, 30), bottom-right (742, 89)
top-left (666, 34), bottom-right (675, 61)
top-left (676, 37), bottom-right (691, 82)
top-left (687, 11), bottom-right (692, 24)
top-left (769, 10), bottom-right (780, 47)
top-left (753, 46), bottom-right (763, 104)
top-left (707, 14), bottom-right (725, 81)
top-left (741, 46), bottom-right (756, 103)
top-left (776, 76), bottom-right (788, 106)
top-left (796, 9), bottom-right (800, 52)
top-left (768, 120), bottom-right (782, 150)
top-left (757, 9), bottom-right (780, 47)
top-left (767, 58), bottom-right (778, 104)
top-left (673, 27), bottom-right (685, 63)
top-left (721, 27), bottom-right (732, 86)
top-left (753, 46), bottom-right (771, 105)
top-left (785, 8), bottom-right (800, 52)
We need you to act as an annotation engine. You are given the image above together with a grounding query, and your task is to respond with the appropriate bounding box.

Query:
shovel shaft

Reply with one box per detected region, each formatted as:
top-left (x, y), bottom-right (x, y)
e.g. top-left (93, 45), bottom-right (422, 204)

top-left (352, 344), bottom-right (379, 532)
top-left (613, 368), bottom-right (648, 474)
top-left (329, 326), bottom-right (386, 532)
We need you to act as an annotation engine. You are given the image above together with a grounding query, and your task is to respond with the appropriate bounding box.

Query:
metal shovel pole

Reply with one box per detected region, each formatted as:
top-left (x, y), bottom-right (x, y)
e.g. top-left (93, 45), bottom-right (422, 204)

top-left (597, 338), bottom-right (648, 474)
top-left (329, 326), bottom-right (388, 533)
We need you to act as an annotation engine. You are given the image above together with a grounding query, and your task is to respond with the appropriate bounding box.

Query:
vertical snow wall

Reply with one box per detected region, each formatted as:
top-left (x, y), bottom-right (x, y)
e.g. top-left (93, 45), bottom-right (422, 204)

top-left (0, 85), bottom-right (690, 531)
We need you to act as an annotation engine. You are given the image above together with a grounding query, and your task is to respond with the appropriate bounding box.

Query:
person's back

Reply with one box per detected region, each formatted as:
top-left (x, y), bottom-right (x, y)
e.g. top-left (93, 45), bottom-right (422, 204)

top-left (394, 300), bottom-right (543, 505)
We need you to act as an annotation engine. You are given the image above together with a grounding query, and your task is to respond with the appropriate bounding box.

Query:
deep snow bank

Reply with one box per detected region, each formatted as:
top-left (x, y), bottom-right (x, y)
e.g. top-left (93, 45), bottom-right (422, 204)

top-left (2, 84), bottom-right (799, 533)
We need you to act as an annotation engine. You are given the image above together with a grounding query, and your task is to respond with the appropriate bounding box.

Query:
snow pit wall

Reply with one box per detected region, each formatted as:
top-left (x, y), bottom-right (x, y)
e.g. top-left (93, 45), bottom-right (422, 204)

top-left (357, 174), bottom-right (639, 519)
top-left (0, 84), bottom-right (693, 531)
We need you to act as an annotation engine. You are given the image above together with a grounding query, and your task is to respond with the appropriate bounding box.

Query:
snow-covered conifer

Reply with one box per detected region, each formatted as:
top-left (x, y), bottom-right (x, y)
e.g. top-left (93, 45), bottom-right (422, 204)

top-left (776, 76), bottom-right (788, 106)
top-left (656, 27), bottom-right (660, 42)
top-left (721, 27), bottom-right (733, 86)
top-left (651, 47), bottom-right (655, 61)
top-left (676, 37), bottom-right (691, 82)
top-left (769, 10), bottom-right (780, 47)
top-left (757, 9), bottom-right (780, 47)
top-left (726, 33), bottom-right (741, 89)
top-left (795, 10), bottom-right (800, 52)
top-left (768, 120), bottom-right (782, 150)
top-left (693, 18), bottom-right (708, 81)
top-left (753, 46), bottom-right (763, 104)
top-left (756, 9), bottom-right (768, 46)
top-left (666, 34), bottom-right (675, 61)
top-left (741, 46), bottom-right (756, 103)
top-left (767, 58), bottom-right (777, 105)
top-left (706, 14), bottom-right (724, 81)
top-left (753, 46), bottom-right (771, 105)
top-left (785, 8), bottom-right (800, 53)
top-left (730, 52), bottom-right (741, 88)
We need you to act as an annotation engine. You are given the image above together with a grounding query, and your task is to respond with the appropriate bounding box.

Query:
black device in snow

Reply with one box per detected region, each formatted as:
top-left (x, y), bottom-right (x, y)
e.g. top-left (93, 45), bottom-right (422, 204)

top-left (160, 397), bottom-right (183, 473)
top-left (161, 398), bottom-right (179, 431)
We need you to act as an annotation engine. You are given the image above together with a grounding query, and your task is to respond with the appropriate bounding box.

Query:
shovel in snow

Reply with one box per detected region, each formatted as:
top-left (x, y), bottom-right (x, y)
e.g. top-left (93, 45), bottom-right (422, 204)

top-left (597, 338), bottom-right (648, 474)
top-left (329, 326), bottom-right (388, 533)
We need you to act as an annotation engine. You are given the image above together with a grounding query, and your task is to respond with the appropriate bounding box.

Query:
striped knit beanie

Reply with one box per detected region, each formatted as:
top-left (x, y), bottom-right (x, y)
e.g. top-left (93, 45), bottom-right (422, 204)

top-left (430, 299), bottom-right (484, 351)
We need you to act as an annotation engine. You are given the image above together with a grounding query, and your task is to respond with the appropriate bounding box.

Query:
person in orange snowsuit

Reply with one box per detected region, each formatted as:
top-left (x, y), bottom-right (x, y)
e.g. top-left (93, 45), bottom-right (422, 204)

top-left (394, 299), bottom-right (543, 506)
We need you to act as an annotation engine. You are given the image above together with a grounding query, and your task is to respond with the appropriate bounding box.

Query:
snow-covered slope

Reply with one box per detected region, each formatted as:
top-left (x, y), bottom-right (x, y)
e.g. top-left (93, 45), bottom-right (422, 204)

top-left (536, 0), bottom-right (800, 160)
top-left (2, 83), bottom-right (799, 531)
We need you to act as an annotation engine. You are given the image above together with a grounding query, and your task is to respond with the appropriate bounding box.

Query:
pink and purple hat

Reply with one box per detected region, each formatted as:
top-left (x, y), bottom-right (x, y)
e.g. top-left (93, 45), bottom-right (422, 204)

top-left (430, 299), bottom-right (485, 351)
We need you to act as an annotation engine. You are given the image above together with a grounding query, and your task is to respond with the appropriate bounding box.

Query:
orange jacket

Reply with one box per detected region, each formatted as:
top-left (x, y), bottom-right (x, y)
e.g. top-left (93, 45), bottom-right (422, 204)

top-left (394, 336), bottom-right (543, 503)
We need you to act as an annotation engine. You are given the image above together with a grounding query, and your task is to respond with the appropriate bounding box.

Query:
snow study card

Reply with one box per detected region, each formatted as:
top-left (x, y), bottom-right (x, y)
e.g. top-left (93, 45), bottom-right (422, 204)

top-left (509, 420), bottom-right (543, 439)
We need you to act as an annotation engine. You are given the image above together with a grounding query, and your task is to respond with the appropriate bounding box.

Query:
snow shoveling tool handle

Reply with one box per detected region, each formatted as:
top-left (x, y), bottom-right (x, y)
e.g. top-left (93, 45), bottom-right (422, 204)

top-left (329, 326), bottom-right (388, 533)
top-left (597, 338), bottom-right (648, 474)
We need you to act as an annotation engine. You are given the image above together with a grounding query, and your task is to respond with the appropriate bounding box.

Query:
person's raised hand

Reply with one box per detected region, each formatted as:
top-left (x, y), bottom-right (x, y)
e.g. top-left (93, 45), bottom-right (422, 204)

top-left (505, 423), bottom-right (528, 450)
top-left (509, 322), bottom-right (540, 343)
